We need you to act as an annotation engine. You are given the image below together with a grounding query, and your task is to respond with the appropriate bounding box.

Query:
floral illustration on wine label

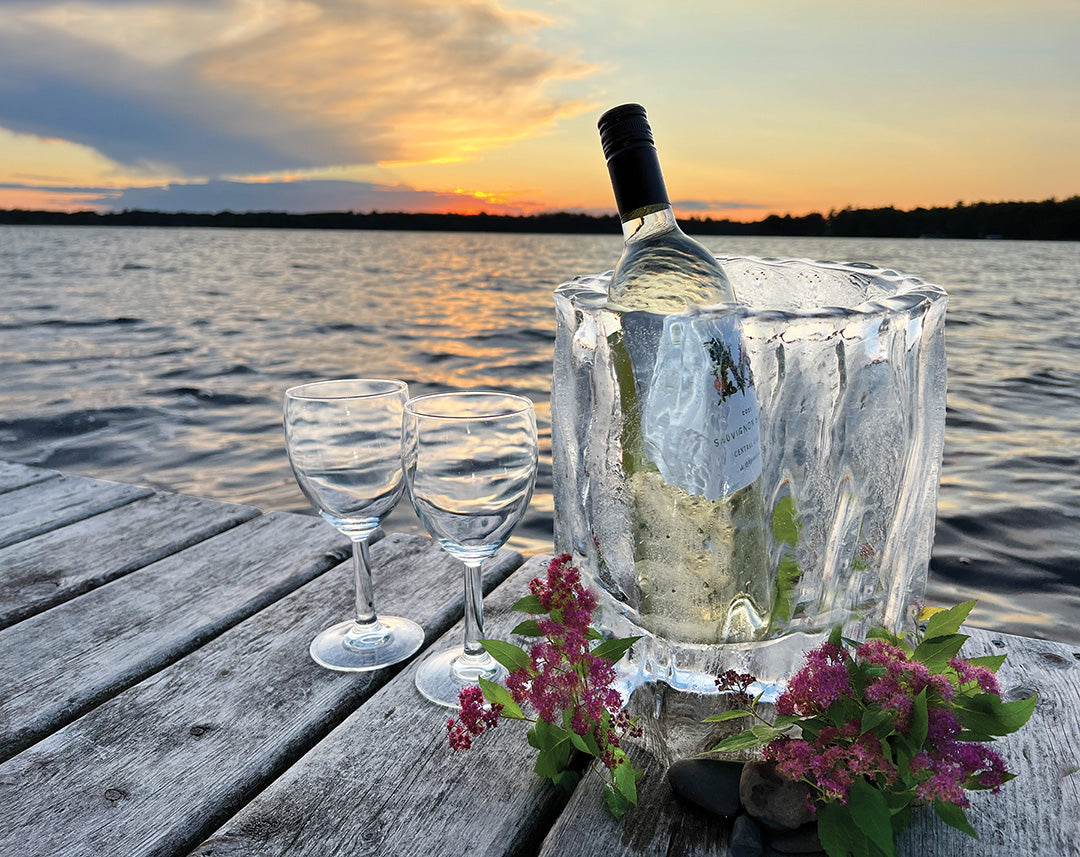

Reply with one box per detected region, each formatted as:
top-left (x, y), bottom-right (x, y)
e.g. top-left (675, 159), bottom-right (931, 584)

top-left (705, 335), bottom-right (752, 403)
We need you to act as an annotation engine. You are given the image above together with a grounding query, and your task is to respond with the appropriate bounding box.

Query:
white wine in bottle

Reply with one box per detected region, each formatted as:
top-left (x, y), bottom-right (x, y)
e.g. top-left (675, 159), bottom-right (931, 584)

top-left (598, 103), bottom-right (771, 643)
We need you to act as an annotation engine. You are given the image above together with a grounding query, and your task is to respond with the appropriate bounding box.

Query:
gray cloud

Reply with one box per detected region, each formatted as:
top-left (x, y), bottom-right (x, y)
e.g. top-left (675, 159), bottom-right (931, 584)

top-left (6, 178), bottom-right (529, 213)
top-left (672, 199), bottom-right (765, 212)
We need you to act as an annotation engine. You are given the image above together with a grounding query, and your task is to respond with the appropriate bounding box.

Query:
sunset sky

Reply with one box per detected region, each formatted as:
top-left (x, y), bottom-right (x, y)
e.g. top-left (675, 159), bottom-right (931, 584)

top-left (1, 0), bottom-right (1077, 220)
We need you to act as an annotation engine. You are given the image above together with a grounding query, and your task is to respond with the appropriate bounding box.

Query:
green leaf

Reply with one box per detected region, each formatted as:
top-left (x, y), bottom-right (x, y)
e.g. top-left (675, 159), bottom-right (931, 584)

top-left (829, 624), bottom-right (844, 649)
top-left (933, 800), bottom-right (978, 838)
top-left (582, 729), bottom-right (603, 757)
top-left (773, 714), bottom-right (803, 728)
top-left (817, 802), bottom-right (870, 857)
top-left (603, 781), bottom-right (632, 819)
top-left (848, 659), bottom-right (867, 698)
top-left (827, 697), bottom-right (862, 728)
top-left (923, 601), bottom-right (977, 641)
top-left (965, 654), bottom-right (1007, 673)
top-left (702, 710), bottom-right (752, 723)
top-left (770, 556), bottom-right (802, 626)
top-left (913, 634), bottom-right (968, 669)
top-left (590, 636), bottom-right (641, 664)
top-left (967, 771), bottom-right (1016, 791)
top-left (861, 707), bottom-right (894, 736)
top-left (909, 689), bottom-right (929, 749)
top-left (511, 594), bottom-right (547, 614)
top-left (955, 692), bottom-right (1037, 736)
top-left (882, 789), bottom-right (913, 815)
top-left (890, 805), bottom-right (912, 831)
top-left (554, 770), bottom-right (581, 793)
top-left (477, 677), bottom-right (524, 720)
top-left (586, 627), bottom-right (604, 640)
top-left (704, 725), bottom-right (780, 754)
top-left (510, 619), bottom-right (543, 637)
top-left (772, 495), bottom-right (801, 546)
top-left (798, 719), bottom-right (823, 740)
top-left (849, 780), bottom-right (897, 857)
top-left (560, 710), bottom-right (602, 757)
top-left (479, 639), bottom-right (530, 672)
top-left (614, 758), bottom-right (640, 805)
top-left (866, 626), bottom-right (908, 651)
top-left (530, 720), bottom-right (574, 780)
top-left (894, 746), bottom-right (914, 787)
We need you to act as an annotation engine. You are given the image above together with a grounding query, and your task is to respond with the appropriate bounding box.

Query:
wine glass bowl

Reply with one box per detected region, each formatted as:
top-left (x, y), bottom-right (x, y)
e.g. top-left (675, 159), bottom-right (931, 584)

top-left (284, 378), bottom-right (424, 671)
top-left (403, 391), bottom-right (538, 707)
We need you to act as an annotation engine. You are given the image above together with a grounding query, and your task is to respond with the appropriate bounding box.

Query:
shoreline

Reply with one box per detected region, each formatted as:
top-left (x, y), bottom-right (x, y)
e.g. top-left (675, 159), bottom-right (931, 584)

top-left (2, 196), bottom-right (1079, 240)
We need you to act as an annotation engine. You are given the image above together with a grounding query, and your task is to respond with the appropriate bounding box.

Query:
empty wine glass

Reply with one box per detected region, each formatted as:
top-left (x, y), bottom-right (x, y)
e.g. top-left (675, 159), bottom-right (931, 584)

top-left (284, 378), bottom-right (424, 671)
top-left (403, 391), bottom-right (538, 707)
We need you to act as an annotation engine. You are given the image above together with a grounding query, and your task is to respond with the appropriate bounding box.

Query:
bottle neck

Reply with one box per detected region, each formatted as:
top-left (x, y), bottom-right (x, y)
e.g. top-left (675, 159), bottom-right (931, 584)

top-left (621, 205), bottom-right (679, 242)
top-left (606, 143), bottom-right (670, 221)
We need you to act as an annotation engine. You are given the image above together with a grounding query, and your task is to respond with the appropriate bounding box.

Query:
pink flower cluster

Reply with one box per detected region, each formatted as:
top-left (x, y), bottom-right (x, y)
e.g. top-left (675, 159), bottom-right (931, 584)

top-left (446, 555), bottom-right (637, 769)
top-left (775, 642), bottom-right (852, 718)
top-left (505, 554), bottom-right (634, 769)
top-left (763, 635), bottom-right (1011, 807)
top-left (715, 669), bottom-right (757, 706)
top-left (949, 656), bottom-right (1001, 695)
top-left (909, 707), bottom-right (1008, 806)
top-left (855, 639), bottom-right (956, 730)
top-left (765, 721), bottom-right (896, 805)
top-left (447, 685), bottom-right (503, 751)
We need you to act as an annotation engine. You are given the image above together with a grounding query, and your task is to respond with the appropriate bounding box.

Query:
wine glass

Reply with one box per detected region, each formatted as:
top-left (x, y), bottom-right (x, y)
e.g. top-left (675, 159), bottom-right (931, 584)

top-left (402, 391), bottom-right (538, 707)
top-left (284, 378), bottom-right (424, 671)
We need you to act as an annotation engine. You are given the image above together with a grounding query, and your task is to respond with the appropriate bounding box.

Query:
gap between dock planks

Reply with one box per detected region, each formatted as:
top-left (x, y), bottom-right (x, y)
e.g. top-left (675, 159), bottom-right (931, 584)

top-left (191, 555), bottom-right (567, 857)
top-left (0, 511), bottom-right (352, 761)
top-left (0, 534), bottom-right (521, 857)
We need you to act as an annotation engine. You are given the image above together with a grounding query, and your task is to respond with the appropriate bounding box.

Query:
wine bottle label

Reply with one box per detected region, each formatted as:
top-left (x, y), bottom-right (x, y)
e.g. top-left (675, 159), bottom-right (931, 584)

top-left (624, 310), bottom-right (762, 500)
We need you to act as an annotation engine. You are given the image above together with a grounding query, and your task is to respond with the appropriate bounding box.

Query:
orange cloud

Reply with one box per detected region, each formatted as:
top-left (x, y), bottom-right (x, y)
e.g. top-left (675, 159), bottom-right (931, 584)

top-left (0, 186), bottom-right (113, 210)
top-left (197, 0), bottom-right (596, 167)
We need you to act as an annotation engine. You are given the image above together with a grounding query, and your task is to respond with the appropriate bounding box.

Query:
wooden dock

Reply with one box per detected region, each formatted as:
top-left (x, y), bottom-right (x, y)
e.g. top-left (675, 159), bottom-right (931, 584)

top-left (0, 461), bottom-right (1076, 856)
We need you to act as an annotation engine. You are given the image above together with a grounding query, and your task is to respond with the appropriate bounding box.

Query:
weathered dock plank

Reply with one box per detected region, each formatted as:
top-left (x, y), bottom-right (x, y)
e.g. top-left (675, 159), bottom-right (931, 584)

top-left (0, 512), bottom-right (349, 761)
top-left (0, 491), bottom-right (261, 629)
top-left (192, 555), bottom-right (567, 857)
top-left (0, 473), bottom-right (152, 549)
top-left (0, 462), bottom-right (59, 494)
top-left (536, 627), bottom-right (1080, 856)
top-left (0, 534), bottom-right (521, 857)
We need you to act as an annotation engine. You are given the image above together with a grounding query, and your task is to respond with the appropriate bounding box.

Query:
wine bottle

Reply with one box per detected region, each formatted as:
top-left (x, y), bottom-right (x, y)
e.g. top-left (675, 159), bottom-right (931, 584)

top-left (597, 103), bottom-right (772, 644)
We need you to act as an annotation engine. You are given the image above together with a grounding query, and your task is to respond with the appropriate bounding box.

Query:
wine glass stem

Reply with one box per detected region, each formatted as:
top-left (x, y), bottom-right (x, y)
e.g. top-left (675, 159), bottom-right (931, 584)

top-left (462, 561), bottom-right (486, 658)
top-left (351, 538), bottom-right (380, 630)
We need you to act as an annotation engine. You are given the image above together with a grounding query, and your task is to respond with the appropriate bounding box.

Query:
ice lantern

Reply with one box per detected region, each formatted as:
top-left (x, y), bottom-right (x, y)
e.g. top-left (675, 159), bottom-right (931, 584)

top-left (552, 256), bottom-right (948, 697)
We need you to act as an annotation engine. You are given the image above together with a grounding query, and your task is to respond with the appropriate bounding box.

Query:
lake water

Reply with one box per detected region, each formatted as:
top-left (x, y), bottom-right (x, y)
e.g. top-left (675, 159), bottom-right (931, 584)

top-left (1, 226), bottom-right (1077, 643)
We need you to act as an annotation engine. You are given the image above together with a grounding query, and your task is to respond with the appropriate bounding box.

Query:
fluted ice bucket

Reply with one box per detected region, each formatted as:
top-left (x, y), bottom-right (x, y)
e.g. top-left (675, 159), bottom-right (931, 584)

top-left (552, 256), bottom-right (947, 696)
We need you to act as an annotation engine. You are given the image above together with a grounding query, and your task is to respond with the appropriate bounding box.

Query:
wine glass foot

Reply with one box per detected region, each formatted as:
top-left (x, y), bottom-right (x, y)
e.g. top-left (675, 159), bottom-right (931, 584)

top-left (414, 646), bottom-right (508, 708)
top-left (309, 615), bottom-right (424, 672)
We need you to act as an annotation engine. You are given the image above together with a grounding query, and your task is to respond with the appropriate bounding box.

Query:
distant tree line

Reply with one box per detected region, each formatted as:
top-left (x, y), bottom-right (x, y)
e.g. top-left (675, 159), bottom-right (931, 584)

top-left (1, 196), bottom-right (1077, 240)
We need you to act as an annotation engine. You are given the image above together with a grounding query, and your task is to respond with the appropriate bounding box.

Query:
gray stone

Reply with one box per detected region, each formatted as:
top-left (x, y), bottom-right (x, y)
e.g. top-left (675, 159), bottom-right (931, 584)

top-left (666, 758), bottom-right (744, 818)
top-left (739, 760), bottom-right (815, 831)
top-left (731, 813), bottom-right (765, 857)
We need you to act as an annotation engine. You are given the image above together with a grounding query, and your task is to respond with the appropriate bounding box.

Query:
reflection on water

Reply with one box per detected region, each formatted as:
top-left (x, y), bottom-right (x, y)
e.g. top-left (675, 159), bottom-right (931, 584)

top-left (1, 226), bottom-right (1078, 643)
